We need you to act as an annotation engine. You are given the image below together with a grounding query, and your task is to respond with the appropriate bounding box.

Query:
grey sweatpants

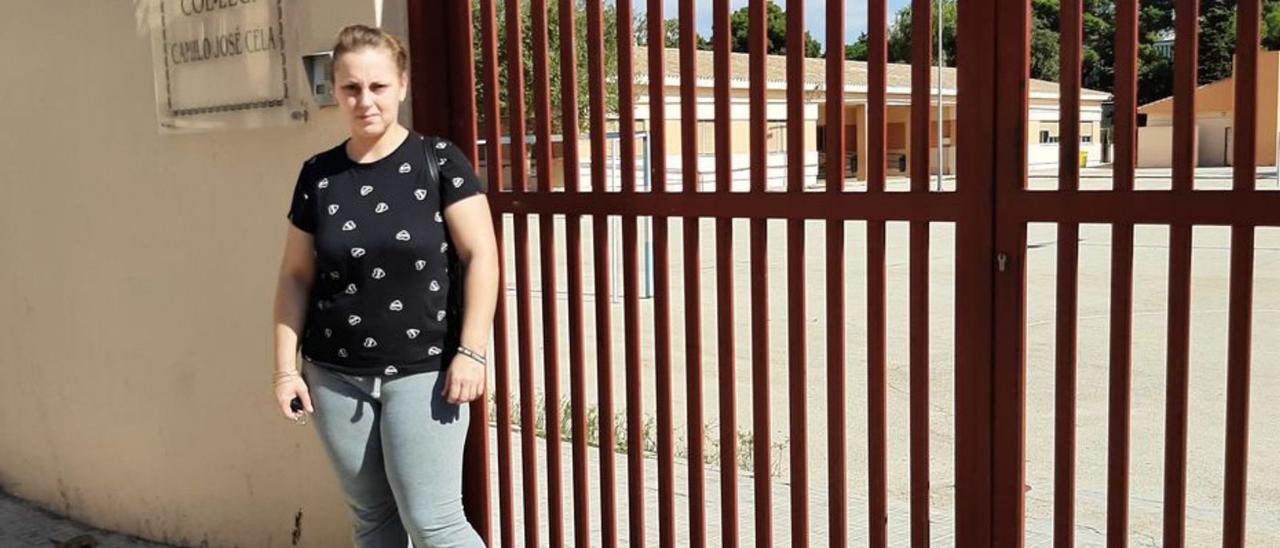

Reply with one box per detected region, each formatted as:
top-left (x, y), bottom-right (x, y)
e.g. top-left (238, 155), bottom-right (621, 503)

top-left (301, 359), bottom-right (485, 548)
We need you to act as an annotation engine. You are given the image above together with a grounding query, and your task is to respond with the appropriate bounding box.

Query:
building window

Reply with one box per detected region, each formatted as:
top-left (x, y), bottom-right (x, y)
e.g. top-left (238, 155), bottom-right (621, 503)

top-left (1039, 122), bottom-right (1060, 144)
top-left (1081, 122), bottom-right (1094, 143)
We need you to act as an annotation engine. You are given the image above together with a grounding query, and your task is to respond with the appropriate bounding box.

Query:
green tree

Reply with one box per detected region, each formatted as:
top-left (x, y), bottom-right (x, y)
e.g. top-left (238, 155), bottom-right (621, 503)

top-left (1267, 1), bottom-right (1280, 49)
top-left (726, 0), bottom-right (823, 57)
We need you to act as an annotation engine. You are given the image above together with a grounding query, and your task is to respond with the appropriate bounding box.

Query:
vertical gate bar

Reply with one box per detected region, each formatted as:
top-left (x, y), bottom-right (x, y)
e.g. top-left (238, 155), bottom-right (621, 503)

top-left (479, 2), bottom-right (513, 545)
top-left (868, 0), bottom-right (886, 195)
top-left (1113, 0), bottom-right (1138, 198)
top-left (907, 221), bottom-right (930, 548)
top-left (618, 0), bottom-right (637, 197)
top-left (622, 215), bottom-right (644, 548)
top-left (1108, 223), bottom-right (1135, 548)
top-left (909, 0), bottom-right (931, 189)
top-left (1054, 0), bottom-right (1082, 546)
top-left (824, 0), bottom-right (847, 546)
top-left (908, 1), bottom-right (932, 546)
top-left (1163, 224), bottom-right (1193, 548)
top-left (786, 227), bottom-right (808, 548)
top-left (746, 1), bottom-right (773, 545)
top-left (677, 1), bottom-right (706, 546)
top-left (584, 1), bottom-right (618, 545)
top-left (493, 222), bottom-right (516, 548)
top-left (866, 0), bottom-right (889, 545)
top-left (714, 0), bottom-right (732, 198)
top-left (502, 1), bottom-right (540, 545)
top-left (1223, 223), bottom-right (1255, 548)
top-left (713, 0), bottom-right (740, 545)
top-left (515, 216), bottom-right (539, 548)
top-left (530, 3), bottom-right (567, 545)
top-left (1231, 3), bottom-right (1260, 196)
top-left (1106, 2), bottom-right (1137, 545)
top-left (1171, 0), bottom-right (1198, 195)
top-left (749, 217), bottom-right (772, 544)
top-left (644, 2), bottom-right (676, 546)
top-left (784, 1), bottom-right (809, 547)
top-left (1053, 220), bottom-right (1079, 548)
top-left (1164, 1), bottom-right (1198, 544)
top-left (954, 0), bottom-right (998, 543)
top-left (867, 220), bottom-right (889, 548)
top-left (507, 0), bottom-right (530, 197)
top-left (555, 1), bottom-right (590, 546)
top-left (1223, 4), bottom-right (1259, 546)
top-left (749, 0), bottom-right (767, 194)
top-left (992, 0), bottom-right (1030, 544)
top-left (615, 2), bottom-right (645, 544)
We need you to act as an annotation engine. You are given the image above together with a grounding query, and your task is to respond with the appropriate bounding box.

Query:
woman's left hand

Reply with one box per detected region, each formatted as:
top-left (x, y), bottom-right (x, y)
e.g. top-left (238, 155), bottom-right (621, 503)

top-left (443, 354), bottom-right (486, 404)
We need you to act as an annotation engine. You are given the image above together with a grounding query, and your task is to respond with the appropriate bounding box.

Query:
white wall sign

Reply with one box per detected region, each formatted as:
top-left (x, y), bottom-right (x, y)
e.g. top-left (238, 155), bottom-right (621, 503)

top-left (149, 0), bottom-right (303, 132)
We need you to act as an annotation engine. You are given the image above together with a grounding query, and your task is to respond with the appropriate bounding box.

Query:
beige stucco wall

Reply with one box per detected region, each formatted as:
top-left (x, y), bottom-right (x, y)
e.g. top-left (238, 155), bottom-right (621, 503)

top-left (0, 1), bottom-right (412, 546)
top-left (1137, 50), bottom-right (1280, 167)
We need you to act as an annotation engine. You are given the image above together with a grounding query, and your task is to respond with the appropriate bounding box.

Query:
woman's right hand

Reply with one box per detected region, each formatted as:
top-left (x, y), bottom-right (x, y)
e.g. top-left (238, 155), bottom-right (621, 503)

top-left (275, 375), bottom-right (315, 421)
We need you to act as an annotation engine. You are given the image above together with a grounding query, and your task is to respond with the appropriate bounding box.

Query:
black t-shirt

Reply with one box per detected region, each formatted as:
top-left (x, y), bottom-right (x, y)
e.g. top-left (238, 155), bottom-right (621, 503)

top-left (286, 129), bottom-right (484, 376)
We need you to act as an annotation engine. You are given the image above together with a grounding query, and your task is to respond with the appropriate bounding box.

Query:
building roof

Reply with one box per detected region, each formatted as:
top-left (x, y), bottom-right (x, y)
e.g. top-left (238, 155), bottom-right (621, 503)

top-left (632, 47), bottom-right (1112, 102)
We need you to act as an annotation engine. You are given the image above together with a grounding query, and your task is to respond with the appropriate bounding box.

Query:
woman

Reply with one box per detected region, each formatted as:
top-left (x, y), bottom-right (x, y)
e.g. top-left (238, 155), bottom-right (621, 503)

top-left (271, 24), bottom-right (496, 548)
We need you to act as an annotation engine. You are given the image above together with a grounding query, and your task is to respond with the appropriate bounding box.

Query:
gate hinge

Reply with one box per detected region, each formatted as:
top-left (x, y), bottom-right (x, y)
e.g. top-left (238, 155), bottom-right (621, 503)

top-left (997, 252), bottom-right (1009, 273)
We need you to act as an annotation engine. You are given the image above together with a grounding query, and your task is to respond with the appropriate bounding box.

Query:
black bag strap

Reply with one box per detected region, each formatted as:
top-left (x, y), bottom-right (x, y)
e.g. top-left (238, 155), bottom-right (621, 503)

top-left (421, 134), bottom-right (465, 356)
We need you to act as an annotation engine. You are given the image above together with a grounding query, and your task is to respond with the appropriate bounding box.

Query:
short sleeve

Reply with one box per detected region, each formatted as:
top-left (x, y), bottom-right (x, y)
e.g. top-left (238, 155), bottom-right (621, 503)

top-left (286, 159), bottom-right (317, 233)
top-left (433, 138), bottom-right (485, 209)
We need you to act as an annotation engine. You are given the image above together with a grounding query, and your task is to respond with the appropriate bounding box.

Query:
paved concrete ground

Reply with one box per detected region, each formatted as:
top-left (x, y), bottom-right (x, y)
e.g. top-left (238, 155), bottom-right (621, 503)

top-left (0, 490), bottom-right (174, 548)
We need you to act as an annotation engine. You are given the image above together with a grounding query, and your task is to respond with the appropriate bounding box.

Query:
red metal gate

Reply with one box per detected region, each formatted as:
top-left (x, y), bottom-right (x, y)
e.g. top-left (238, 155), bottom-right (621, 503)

top-left (408, 0), bottom-right (1276, 546)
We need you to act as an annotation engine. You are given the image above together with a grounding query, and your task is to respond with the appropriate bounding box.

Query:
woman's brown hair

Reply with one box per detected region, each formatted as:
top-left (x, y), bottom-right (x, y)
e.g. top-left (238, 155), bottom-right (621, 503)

top-left (331, 24), bottom-right (409, 80)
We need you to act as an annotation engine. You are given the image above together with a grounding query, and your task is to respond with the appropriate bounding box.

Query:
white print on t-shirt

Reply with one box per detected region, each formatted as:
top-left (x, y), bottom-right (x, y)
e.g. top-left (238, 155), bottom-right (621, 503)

top-left (434, 211), bottom-right (443, 223)
top-left (342, 220), bottom-right (357, 231)
top-left (360, 185), bottom-right (374, 196)
top-left (323, 328), bottom-right (332, 338)
top-left (406, 328), bottom-right (420, 339)
top-left (438, 157), bottom-right (447, 166)
top-left (345, 283), bottom-right (358, 294)
top-left (428, 346), bottom-right (442, 356)
top-left (452, 177), bottom-right (464, 188)
top-left (337, 348), bottom-right (348, 357)
top-left (399, 162), bottom-right (411, 174)
top-left (347, 314), bottom-right (362, 326)
top-left (429, 280), bottom-right (441, 292)
top-left (437, 310), bottom-right (446, 321)
top-left (389, 299), bottom-right (403, 311)
top-left (415, 260), bottom-right (426, 271)
top-left (395, 230), bottom-right (411, 241)
top-left (351, 247), bottom-right (366, 257)
top-left (328, 204), bottom-right (339, 215)
top-left (371, 267), bottom-right (386, 279)
top-left (363, 337), bottom-right (378, 348)
top-left (317, 178), bottom-right (328, 188)
top-left (415, 189), bottom-right (427, 201)
top-left (440, 242), bottom-right (448, 253)
top-left (328, 271), bottom-right (340, 280)
top-left (435, 141), bottom-right (447, 150)
top-left (375, 202), bottom-right (389, 213)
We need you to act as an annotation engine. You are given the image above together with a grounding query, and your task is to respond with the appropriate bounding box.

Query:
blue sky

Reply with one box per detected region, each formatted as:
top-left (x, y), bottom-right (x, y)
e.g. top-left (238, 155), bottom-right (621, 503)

top-left (629, 0), bottom-right (915, 49)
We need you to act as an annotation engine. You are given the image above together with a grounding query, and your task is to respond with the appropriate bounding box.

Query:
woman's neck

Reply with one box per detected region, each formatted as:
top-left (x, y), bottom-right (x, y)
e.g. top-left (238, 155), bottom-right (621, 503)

top-left (345, 125), bottom-right (408, 163)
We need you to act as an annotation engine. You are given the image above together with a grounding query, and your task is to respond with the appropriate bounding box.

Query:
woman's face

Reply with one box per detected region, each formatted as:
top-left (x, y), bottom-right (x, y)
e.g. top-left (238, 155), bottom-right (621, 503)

top-left (333, 47), bottom-right (407, 139)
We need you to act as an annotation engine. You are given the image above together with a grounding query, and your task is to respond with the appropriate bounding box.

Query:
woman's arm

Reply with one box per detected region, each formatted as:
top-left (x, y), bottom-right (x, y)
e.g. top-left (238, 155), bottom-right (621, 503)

top-left (272, 224), bottom-right (317, 416)
top-left (443, 194), bottom-right (499, 404)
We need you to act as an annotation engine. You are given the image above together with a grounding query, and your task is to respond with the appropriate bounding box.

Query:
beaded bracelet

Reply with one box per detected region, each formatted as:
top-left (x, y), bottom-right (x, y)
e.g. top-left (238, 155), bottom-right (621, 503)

top-left (456, 345), bottom-right (487, 366)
